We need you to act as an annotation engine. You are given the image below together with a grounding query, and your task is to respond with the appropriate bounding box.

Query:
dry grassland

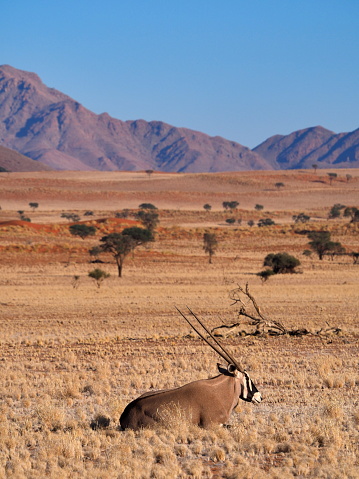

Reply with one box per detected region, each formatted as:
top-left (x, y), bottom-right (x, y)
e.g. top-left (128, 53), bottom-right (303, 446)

top-left (0, 170), bottom-right (358, 478)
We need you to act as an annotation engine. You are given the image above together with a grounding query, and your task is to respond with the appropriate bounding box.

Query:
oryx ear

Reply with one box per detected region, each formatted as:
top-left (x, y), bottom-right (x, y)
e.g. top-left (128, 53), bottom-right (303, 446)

top-left (217, 363), bottom-right (229, 375)
top-left (217, 363), bottom-right (237, 376)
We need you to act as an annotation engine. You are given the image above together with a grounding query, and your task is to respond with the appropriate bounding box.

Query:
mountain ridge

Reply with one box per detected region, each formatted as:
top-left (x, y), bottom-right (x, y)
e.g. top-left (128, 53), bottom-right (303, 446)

top-left (1, 65), bottom-right (358, 172)
top-left (0, 65), bottom-right (269, 172)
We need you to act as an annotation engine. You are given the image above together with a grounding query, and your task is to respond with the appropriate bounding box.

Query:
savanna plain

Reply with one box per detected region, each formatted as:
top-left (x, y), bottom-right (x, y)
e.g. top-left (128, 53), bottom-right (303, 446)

top-left (0, 169), bottom-right (358, 478)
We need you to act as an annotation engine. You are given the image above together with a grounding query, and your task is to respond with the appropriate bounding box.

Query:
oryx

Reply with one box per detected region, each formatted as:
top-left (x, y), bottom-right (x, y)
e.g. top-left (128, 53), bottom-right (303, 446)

top-left (120, 307), bottom-right (262, 430)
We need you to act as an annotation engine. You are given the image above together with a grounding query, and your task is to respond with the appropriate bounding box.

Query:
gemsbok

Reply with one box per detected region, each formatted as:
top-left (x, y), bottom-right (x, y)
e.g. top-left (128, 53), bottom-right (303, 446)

top-left (120, 307), bottom-right (262, 430)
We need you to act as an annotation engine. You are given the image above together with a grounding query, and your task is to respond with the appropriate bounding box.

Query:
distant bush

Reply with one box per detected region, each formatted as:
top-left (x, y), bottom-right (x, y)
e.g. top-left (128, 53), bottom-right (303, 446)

top-left (88, 268), bottom-right (110, 288)
top-left (293, 213), bottom-right (310, 223)
top-left (139, 203), bottom-right (157, 210)
top-left (258, 218), bottom-right (275, 227)
top-left (263, 252), bottom-right (301, 274)
top-left (61, 212), bottom-right (81, 222)
top-left (225, 218), bottom-right (236, 225)
top-left (69, 224), bottom-right (97, 240)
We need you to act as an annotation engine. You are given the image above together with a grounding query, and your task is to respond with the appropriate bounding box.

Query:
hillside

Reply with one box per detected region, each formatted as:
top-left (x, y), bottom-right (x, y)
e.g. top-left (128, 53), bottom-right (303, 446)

top-left (253, 126), bottom-right (359, 169)
top-left (0, 144), bottom-right (52, 172)
top-left (0, 65), bottom-right (269, 172)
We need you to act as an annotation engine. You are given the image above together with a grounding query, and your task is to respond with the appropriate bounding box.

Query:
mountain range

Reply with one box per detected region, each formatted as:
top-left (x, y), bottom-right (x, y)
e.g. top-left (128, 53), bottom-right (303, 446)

top-left (0, 65), bottom-right (358, 172)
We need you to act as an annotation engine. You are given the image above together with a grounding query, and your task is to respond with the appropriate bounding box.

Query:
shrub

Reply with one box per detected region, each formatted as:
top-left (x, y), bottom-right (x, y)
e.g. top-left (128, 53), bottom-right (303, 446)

top-left (263, 252), bottom-right (301, 274)
top-left (307, 231), bottom-right (345, 260)
top-left (293, 213), bottom-right (310, 223)
top-left (69, 224), bottom-right (97, 240)
top-left (225, 218), bottom-right (236, 225)
top-left (258, 218), bottom-right (275, 227)
top-left (88, 268), bottom-right (110, 288)
top-left (139, 203), bottom-right (157, 210)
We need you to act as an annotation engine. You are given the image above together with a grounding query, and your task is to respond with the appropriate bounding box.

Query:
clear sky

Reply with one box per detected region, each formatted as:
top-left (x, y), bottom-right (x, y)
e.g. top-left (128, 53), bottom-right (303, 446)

top-left (1, 1), bottom-right (358, 148)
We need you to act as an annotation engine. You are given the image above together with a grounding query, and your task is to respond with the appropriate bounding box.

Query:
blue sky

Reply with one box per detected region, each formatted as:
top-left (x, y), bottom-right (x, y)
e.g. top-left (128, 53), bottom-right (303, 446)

top-left (1, 1), bottom-right (358, 148)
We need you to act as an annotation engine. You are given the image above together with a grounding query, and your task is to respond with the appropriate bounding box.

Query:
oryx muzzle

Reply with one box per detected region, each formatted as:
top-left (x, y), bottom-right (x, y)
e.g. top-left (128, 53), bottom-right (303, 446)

top-left (120, 307), bottom-right (262, 430)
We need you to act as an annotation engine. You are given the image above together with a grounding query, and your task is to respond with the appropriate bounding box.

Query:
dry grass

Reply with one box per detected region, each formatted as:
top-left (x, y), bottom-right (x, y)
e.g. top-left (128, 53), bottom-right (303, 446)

top-left (0, 170), bottom-right (358, 477)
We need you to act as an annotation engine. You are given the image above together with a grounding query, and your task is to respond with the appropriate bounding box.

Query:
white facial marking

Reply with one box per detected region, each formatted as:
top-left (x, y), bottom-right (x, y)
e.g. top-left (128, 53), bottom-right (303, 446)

top-left (252, 392), bottom-right (262, 404)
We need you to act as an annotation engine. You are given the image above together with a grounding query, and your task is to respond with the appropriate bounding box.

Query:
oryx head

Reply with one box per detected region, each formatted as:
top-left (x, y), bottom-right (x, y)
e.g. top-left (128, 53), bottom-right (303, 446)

top-left (177, 307), bottom-right (262, 405)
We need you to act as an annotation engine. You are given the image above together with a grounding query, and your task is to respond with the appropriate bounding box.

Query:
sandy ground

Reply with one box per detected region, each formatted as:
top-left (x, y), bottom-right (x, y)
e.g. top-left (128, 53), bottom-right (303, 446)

top-left (0, 169), bottom-right (358, 478)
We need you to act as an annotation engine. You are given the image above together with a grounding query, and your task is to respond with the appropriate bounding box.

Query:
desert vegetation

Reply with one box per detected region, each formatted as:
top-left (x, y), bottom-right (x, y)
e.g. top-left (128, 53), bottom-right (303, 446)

top-left (0, 169), bottom-right (358, 478)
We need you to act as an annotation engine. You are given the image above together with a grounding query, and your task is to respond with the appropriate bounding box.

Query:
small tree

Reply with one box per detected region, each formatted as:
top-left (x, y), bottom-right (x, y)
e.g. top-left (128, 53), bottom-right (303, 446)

top-left (257, 269), bottom-right (276, 283)
top-left (293, 213), bottom-right (310, 224)
top-left (223, 201), bottom-right (239, 211)
top-left (99, 228), bottom-right (153, 277)
top-left (88, 268), bottom-right (110, 288)
top-left (307, 231), bottom-right (344, 260)
top-left (135, 210), bottom-right (159, 232)
top-left (258, 218), bottom-right (275, 227)
top-left (203, 232), bottom-right (218, 264)
top-left (225, 218), bottom-right (236, 225)
top-left (328, 204), bottom-right (345, 219)
top-left (254, 204), bottom-right (264, 211)
top-left (344, 207), bottom-right (359, 223)
top-left (312, 164), bottom-right (318, 174)
top-left (203, 203), bottom-right (212, 212)
top-left (115, 209), bottom-right (130, 219)
top-left (69, 224), bottom-right (97, 240)
top-left (247, 220), bottom-right (255, 227)
top-left (263, 252), bottom-right (300, 274)
top-left (61, 212), bottom-right (81, 222)
top-left (29, 202), bottom-right (39, 211)
top-left (145, 169), bottom-right (154, 178)
top-left (139, 203), bottom-right (157, 210)
top-left (327, 172), bottom-right (337, 185)
top-left (275, 182), bottom-right (284, 190)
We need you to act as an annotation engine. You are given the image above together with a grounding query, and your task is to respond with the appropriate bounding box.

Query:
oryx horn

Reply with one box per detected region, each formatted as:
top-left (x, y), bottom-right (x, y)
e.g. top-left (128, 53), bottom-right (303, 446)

top-left (176, 306), bottom-right (244, 373)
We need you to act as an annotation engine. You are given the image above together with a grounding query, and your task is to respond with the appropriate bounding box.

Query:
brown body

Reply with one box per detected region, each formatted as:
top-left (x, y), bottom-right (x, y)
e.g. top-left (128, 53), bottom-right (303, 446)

top-left (120, 367), bottom-right (259, 430)
top-left (120, 308), bottom-right (262, 430)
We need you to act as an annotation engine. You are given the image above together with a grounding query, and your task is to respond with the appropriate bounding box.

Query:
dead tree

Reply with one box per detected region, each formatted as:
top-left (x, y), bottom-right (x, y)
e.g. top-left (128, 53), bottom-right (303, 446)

top-left (227, 283), bottom-right (341, 339)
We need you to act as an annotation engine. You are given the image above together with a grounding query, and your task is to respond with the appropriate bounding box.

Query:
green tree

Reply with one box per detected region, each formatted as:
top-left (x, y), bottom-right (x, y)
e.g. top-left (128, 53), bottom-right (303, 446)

top-left (263, 252), bottom-right (300, 274)
top-left (293, 213), bottom-right (310, 224)
top-left (61, 212), bottom-right (81, 222)
top-left (328, 204), bottom-right (345, 219)
top-left (203, 203), bottom-right (212, 211)
top-left (225, 218), bottom-right (236, 225)
top-left (307, 231), bottom-right (344, 260)
top-left (327, 172), bottom-right (337, 185)
top-left (99, 228), bottom-right (153, 277)
top-left (254, 204), bottom-right (264, 211)
top-left (343, 207), bottom-right (359, 223)
top-left (139, 203), bottom-right (157, 210)
top-left (275, 182), bottom-right (284, 190)
top-left (258, 218), bottom-right (275, 227)
top-left (134, 209), bottom-right (159, 232)
top-left (29, 202), bottom-right (39, 211)
top-left (203, 232), bottom-right (218, 264)
top-left (88, 268), bottom-right (110, 288)
top-left (69, 224), bottom-right (97, 240)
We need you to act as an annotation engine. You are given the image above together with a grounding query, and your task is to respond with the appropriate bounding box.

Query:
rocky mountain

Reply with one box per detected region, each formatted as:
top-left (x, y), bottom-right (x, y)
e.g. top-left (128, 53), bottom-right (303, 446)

top-left (0, 65), bottom-right (270, 172)
top-left (253, 126), bottom-right (359, 169)
top-left (0, 144), bottom-right (52, 172)
top-left (1, 65), bottom-right (358, 172)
